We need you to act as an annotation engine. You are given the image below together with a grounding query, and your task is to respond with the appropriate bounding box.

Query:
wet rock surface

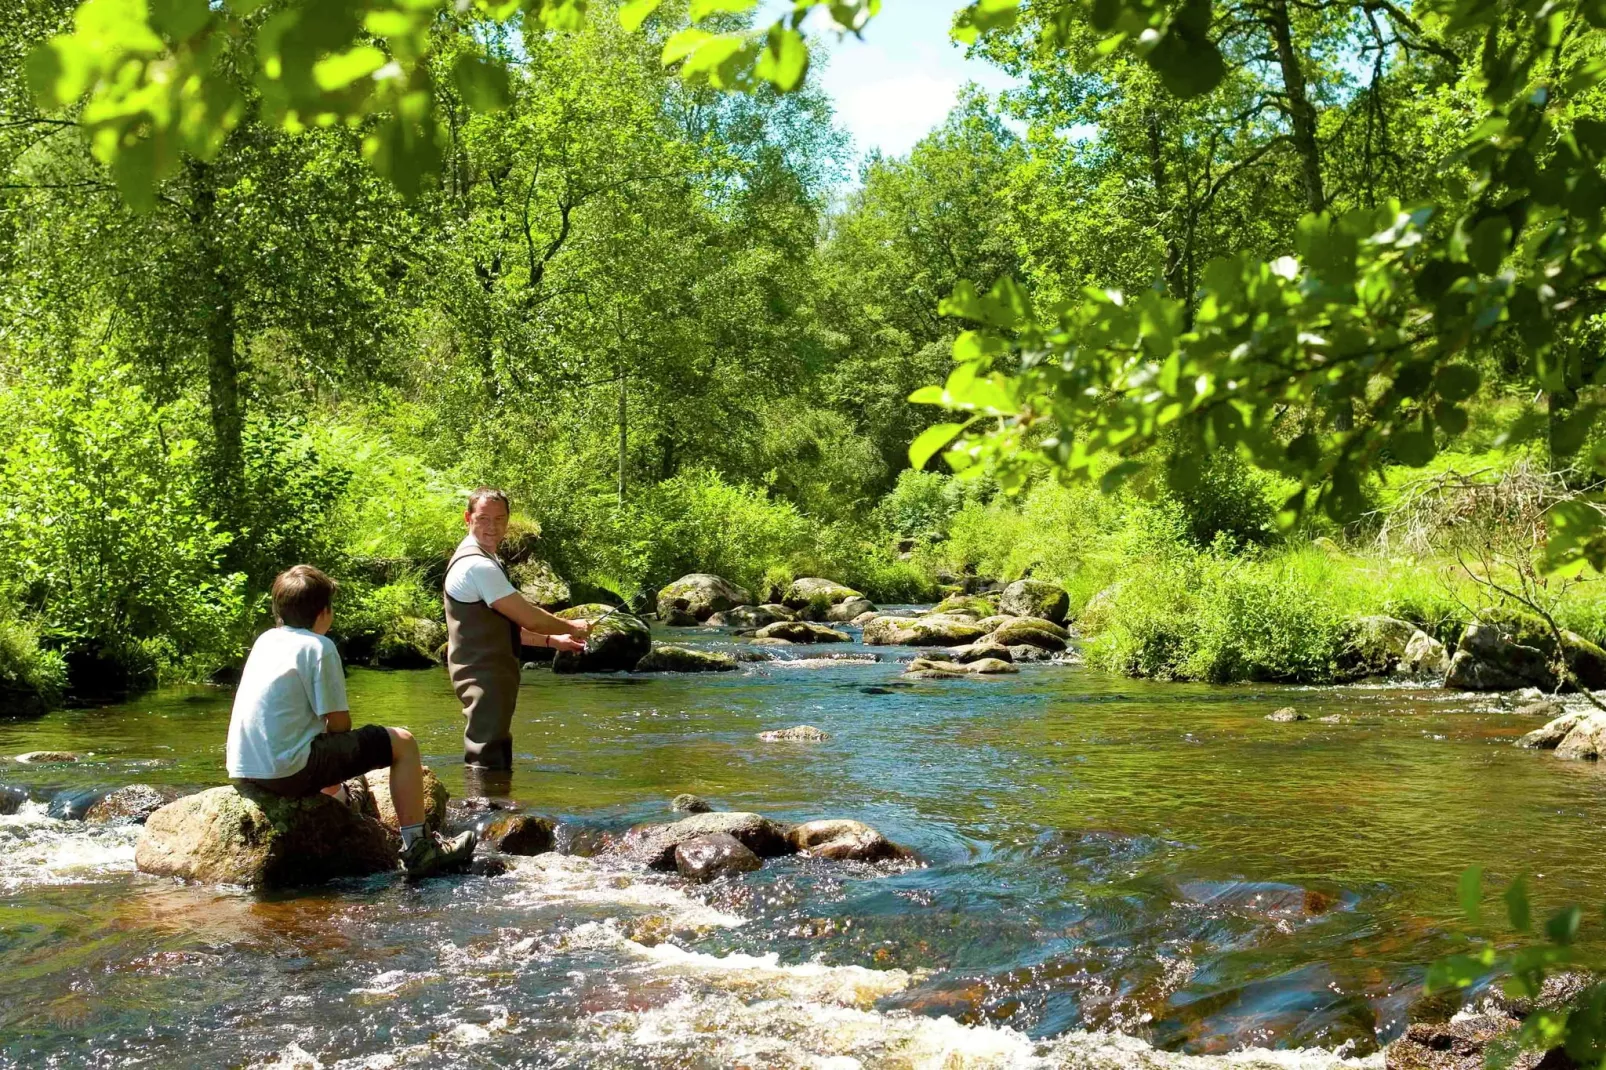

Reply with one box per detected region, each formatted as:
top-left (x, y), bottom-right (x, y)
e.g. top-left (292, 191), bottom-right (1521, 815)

top-left (757, 725), bottom-right (830, 742)
top-left (753, 621), bottom-right (850, 644)
top-left (709, 604), bottom-right (792, 629)
top-left (616, 811), bottom-right (791, 870)
top-left (0, 784), bottom-right (26, 815)
top-left (634, 644), bottom-right (738, 673)
top-left (481, 814), bottom-right (555, 855)
top-left (15, 751), bottom-right (79, 764)
top-left (788, 818), bottom-right (911, 862)
top-left (671, 793), bottom-right (712, 813)
top-left (656, 573), bottom-right (752, 626)
top-left (674, 832), bottom-right (762, 882)
top-left (47, 786), bottom-right (106, 821)
top-left (85, 784), bottom-right (184, 825)
top-left (1266, 707), bottom-right (1308, 723)
top-left (863, 615), bottom-right (987, 647)
top-left (551, 604), bottom-right (653, 673)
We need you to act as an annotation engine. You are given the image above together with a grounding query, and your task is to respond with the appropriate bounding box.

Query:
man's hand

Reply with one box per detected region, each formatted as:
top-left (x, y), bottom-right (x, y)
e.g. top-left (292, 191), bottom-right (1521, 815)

top-left (549, 634), bottom-right (586, 654)
top-left (567, 618), bottom-right (592, 638)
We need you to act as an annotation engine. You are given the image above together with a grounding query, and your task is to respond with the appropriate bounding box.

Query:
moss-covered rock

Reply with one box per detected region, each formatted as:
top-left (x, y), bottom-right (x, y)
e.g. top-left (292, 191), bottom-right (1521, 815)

top-left (655, 574), bottom-right (753, 626)
top-left (373, 616), bottom-right (447, 669)
top-left (826, 597), bottom-right (877, 622)
top-left (987, 617), bottom-right (1070, 651)
top-left (135, 785), bottom-right (398, 887)
top-left (754, 621), bottom-right (850, 644)
top-left (710, 604), bottom-right (794, 629)
top-left (863, 615), bottom-right (988, 647)
top-left (928, 594), bottom-right (997, 620)
top-left (782, 578), bottom-right (863, 611)
top-left (551, 604), bottom-right (652, 673)
top-left (508, 559), bottom-right (570, 609)
top-left (999, 580), bottom-right (1069, 625)
top-left (635, 644), bottom-right (739, 673)
top-left (1445, 610), bottom-right (1606, 692)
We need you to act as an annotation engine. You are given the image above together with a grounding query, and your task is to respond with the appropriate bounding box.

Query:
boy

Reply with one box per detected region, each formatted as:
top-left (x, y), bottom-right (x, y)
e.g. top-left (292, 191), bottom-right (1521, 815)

top-left (226, 564), bottom-right (476, 879)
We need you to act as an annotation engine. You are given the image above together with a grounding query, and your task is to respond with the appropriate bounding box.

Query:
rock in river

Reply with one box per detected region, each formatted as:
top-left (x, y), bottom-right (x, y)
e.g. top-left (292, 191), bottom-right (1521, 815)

top-left (1445, 610), bottom-right (1606, 692)
top-left (904, 658), bottom-right (1017, 678)
top-left (826, 597), bottom-right (877, 622)
top-left (987, 617), bottom-right (1070, 652)
top-left (656, 573), bottom-right (752, 626)
top-left (552, 604), bottom-right (653, 673)
top-left (351, 765), bottom-right (448, 845)
top-left (758, 725), bottom-right (830, 742)
top-left (928, 594), bottom-right (997, 620)
top-left (782, 578), bottom-right (864, 617)
top-left (616, 811), bottom-right (790, 870)
top-left (634, 644), bottom-right (738, 673)
top-left (481, 814), bottom-right (555, 855)
top-left (754, 621), bottom-right (850, 644)
top-left (136, 785), bottom-right (399, 887)
top-left (1266, 707), bottom-right (1308, 723)
top-left (674, 832), bottom-right (762, 882)
top-left (1517, 711), bottom-right (1586, 750)
top-left (1555, 714), bottom-right (1606, 761)
top-left (15, 751), bottom-right (78, 764)
top-left (671, 793), bottom-right (713, 813)
top-left (999, 579), bottom-right (1070, 625)
top-left (788, 819), bottom-right (911, 863)
top-left (863, 615), bottom-right (987, 647)
top-left (710, 604), bottom-right (793, 629)
top-left (86, 784), bottom-right (184, 825)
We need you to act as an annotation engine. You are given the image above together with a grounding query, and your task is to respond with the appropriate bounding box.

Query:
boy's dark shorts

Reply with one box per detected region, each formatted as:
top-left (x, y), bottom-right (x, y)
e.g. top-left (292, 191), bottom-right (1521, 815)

top-left (239, 725), bottom-right (394, 798)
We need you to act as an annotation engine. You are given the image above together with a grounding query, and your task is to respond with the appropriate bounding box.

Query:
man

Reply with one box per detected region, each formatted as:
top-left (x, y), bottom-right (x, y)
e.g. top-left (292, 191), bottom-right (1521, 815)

top-left (444, 488), bottom-right (591, 769)
top-left (227, 565), bottom-right (476, 879)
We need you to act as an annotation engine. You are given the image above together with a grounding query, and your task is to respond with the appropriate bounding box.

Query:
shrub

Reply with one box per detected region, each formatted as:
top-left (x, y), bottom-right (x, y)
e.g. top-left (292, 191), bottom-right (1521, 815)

top-left (1165, 449), bottom-right (1282, 548)
top-left (326, 573), bottom-right (442, 666)
top-left (313, 423), bottom-right (464, 564)
top-left (0, 609), bottom-right (67, 715)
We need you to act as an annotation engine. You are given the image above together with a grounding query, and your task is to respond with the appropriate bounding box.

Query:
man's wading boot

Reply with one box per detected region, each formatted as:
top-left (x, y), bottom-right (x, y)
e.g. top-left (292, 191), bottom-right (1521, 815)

top-left (402, 830), bottom-right (477, 879)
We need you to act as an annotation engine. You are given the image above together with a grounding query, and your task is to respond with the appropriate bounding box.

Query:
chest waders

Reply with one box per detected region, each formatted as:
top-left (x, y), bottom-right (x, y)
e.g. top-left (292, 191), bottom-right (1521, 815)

top-left (444, 545), bottom-right (522, 770)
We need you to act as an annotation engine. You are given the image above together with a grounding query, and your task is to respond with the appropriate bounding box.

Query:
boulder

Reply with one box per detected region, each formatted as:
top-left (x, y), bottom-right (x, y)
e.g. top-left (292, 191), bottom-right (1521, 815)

top-left (85, 784), bottom-right (184, 825)
top-left (634, 645), bottom-right (738, 673)
top-left (748, 637), bottom-right (793, 646)
top-left (1404, 630), bottom-right (1452, 675)
top-left (0, 784), bottom-right (26, 815)
top-left (754, 621), bottom-right (850, 644)
top-left (975, 614), bottom-right (1018, 633)
top-left (946, 641), bottom-right (1013, 664)
top-left (1516, 699), bottom-right (1568, 719)
top-left (656, 574), bottom-right (753, 626)
top-left (1445, 612), bottom-right (1606, 692)
top-left (851, 611), bottom-right (881, 626)
top-left (758, 725), bottom-right (830, 742)
top-left (1385, 1016), bottom-right (1522, 1070)
top-left (15, 751), bottom-right (78, 764)
top-left (928, 594), bottom-right (997, 620)
top-left (1008, 644), bottom-right (1057, 663)
top-left (1345, 615), bottom-right (1420, 676)
top-left (508, 559), bottom-right (570, 609)
top-left (374, 616), bottom-right (447, 669)
top-left (1266, 707), bottom-right (1308, 723)
top-left (710, 604), bottom-right (793, 629)
top-left (1555, 714), bottom-right (1606, 760)
top-left (135, 786), bottom-right (398, 887)
top-left (674, 832), bottom-right (762, 882)
top-left (48, 787), bottom-right (106, 821)
top-left (552, 604), bottom-right (653, 673)
top-left (967, 657), bottom-right (1018, 674)
top-left (999, 580), bottom-right (1069, 625)
top-left (1518, 712), bottom-right (1587, 750)
top-left (782, 578), bottom-right (864, 615)
top-left (904, 658), bottom-right (1017, 678)
top-left (863, 616), bottom-right (988, 647)
top-left (987, 617), bottom-right (1070, 652)
top-left (672, 793), bottom-right (713, 813)
top-left (481, 814), bottom-right (555, 855)
top-left (826, 597), bottom-right (877, 623)
top-left (787, 819), bottom-right (911, 863)
top-left (616, 811), bottom-right (791, 870)
top-left (353, 765), bottom-right (449, 844)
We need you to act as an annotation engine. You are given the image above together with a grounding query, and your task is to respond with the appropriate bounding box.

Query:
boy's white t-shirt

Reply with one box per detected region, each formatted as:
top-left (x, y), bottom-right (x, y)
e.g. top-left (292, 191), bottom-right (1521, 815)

top-left (444, 536), bottom-right (517, 605)
top-left (225, 627), bottom-right (349, 780)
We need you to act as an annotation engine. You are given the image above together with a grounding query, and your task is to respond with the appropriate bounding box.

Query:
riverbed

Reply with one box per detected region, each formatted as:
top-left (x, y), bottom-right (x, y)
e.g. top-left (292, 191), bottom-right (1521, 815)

top-left (0, 622), bottom-right (1600, 1068)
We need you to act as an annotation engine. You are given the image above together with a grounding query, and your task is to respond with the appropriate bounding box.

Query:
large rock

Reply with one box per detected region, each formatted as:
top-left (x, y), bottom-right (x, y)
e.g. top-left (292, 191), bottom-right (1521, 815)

top-left (946, 640), bottom-right (1013, 664)
top-left (1385, 1016), bottom-right (1522, 1070)
top-left (481, 814), bottom-right (555, 855)
top-left (353, 765), bottom-right (449, 846)
top-left (374, 616), bottom-right (447, 669)
top-left (1446, 612), bottom-right (1606, 692)
top-left (85, 784), bottom-right (184, 825)
top-left (826, 597), bottom-right (877, 623)
top-left (999, 580), bottom-right (1069, 625)
top-left (671, 793), bottom-right (713, 813)
top-left (135, 786), bottom-right (398, 887)
top-left (987, 617), bottom-right (1070, 652)
top-left (787, 819), bottom-right (911, 862)
top-left (782, 578), bottom-right (864, 616)
top-left (48, 787), bottom-right (106, 820)
top-left (754, 621), bottom-right (850, 644)
top-left (509, 559), bottom-right (570, 609)
top-left (863, 615), bottom-right (988, 647)
top-left (656, 574), bottom-right (753, 626)
top-left (1404, 630), bottom-right (1451, 675)
top-left (928, 594), bottom-right (997, 620)
top-left (710, 604), bottom-right (793, 629)
top-left (1345, 616), bottom-right (1421, 676)
top-left (0, 784), bottom-right (26, 815)
top-left (1518, 711), bottom-right (1587, 750)
top-left (634, 644), bottom-right (738, 673)
top-left (552, 604), bottom-right (653, 673)
top-left (616, 811), bottom-right (791, 870)
top-left (905, 658), bottom-right (1018, 678)
top-left (1555, 714), bottom-right (1606, 760)
top-left (674, 832), bottom-right (762, 882)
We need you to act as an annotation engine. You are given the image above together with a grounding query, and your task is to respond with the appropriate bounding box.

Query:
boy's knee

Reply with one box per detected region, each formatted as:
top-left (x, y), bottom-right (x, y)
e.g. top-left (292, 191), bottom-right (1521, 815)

top-left (387, 727), bottom-right (418, 760)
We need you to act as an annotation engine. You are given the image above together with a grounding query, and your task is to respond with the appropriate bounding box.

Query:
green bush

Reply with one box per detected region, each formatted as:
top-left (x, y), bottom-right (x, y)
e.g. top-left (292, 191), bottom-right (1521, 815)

top-left (872, 468), bottom-right (995, 538)
top-left (1165, 449), bottom-right (1281, 548)
top-left (314, 423), bottom-right (464, 563)
top-left (326, 573), bottom-right (442, 665)
top-left (0, 609), bottom-right (67, 715)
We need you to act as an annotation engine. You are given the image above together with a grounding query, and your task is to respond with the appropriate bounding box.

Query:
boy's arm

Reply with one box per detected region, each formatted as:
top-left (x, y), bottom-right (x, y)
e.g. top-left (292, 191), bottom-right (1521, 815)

top-left (325, 710), bottom-right (352, 733)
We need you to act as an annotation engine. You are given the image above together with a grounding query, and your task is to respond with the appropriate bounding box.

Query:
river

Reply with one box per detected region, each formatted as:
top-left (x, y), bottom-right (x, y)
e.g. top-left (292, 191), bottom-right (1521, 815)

top-left (0, 621), bottom-right (1600, 1068)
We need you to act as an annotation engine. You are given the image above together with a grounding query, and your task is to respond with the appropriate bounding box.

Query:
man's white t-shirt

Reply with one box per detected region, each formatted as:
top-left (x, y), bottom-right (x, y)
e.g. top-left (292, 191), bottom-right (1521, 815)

top-left (225, 627), bottom-right (349, 779)
top-left (444, 535), bottom-right (517, 605)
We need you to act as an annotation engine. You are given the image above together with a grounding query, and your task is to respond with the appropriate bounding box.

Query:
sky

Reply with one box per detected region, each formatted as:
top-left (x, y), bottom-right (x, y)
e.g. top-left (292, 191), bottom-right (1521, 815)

top-left (788, 3), bottom-right (1018, 166)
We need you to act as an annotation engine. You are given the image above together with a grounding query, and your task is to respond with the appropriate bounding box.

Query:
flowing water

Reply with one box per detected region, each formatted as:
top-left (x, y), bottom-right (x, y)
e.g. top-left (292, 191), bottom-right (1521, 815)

top-left (1, 621), bottom-right (1602, 1069)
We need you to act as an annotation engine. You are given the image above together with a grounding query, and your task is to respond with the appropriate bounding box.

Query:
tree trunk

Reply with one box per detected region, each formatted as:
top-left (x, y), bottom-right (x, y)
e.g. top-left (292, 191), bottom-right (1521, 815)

top-left (1266, 0), bottom-right (1326, 214)
top-left (187, 159), bottom-right (243, 498)
top-left (617, 369), bottom-right (627, 506)
top-left (1145, 110), bottom-right (1186, 302)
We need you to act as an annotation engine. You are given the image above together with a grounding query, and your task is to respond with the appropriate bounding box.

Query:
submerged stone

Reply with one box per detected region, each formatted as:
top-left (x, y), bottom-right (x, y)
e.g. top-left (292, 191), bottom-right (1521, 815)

top-left (15, 751), bottom-right (79, 764)
top-left (482, 814), bottom-right (555, 856)
top-left (758, 725), bottom-right (830, 742)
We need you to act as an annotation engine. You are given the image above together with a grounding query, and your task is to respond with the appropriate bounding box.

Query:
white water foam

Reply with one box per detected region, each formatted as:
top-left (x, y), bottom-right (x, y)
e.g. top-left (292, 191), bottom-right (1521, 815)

top-left (499, 852), bottom-right (748, 930)
top-left (0, 801), bottom-right (139, 892)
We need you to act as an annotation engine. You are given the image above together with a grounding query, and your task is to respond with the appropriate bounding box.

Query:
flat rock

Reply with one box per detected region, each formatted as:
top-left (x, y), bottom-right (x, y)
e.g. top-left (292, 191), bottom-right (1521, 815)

top-left (826, 597), bottom-right (877, 622)
top-left (86, 784), bottom-right (184, 825)
top-left (617, 811), bottom-right (790, 870)
top-left (758, 725), bottom-right (830, 742)
top-left (946, 640), bottom-right (1013, 664)
top-left (634, 644), bottom-right (738, 673)
top-left (711, 604), bottom-right (793, 629)
top-left (1007, 644), bottom-right (1057, 663)
top-left (987, 617), bottom-right (1070, 651)
top-left (863, 616), bottom-right (987, 647)
top-left (754, 621), bottom-right (850, 644)
top-left (136, 786), bottom-right (398, 887)
top-left (788, 819), bottom-right (911, 862)
top-left (782, 578), bottom-right (864, 612)
top-left (928, 594), bottom-right (997, 620)
top-left (15, 751), bottom-right (79, 764)
top-left (674, 832), bottom-right (762, 882)
top-left (1266, 707), bottom-right (1308, 723)
top-left (481, 814), bottom-right (555, 855)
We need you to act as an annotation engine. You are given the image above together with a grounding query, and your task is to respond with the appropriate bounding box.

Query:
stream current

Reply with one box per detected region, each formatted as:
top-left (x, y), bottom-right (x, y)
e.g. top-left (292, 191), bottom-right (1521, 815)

top-left (1, 620), bottom-right (1602, 1068)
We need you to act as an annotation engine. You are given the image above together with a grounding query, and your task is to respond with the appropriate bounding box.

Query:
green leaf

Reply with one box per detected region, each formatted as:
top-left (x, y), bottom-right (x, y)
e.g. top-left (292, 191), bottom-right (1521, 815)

top-left (1460, 866), bottom-right (1484, 924)
top-left (1435, 364), bottom-right (1481, 402)
top-left (1552, 406), bottom-right (1599, 459)
top-left (1390, 428), bottom-right (1436, 467)
top-left (1547, 906), bottom-right (1582, 945)
top-left (1435, 402), bottom-right (1470, 436)
top-left (662, 28), bottom-right (713, 66)
top-left (755, 28), bottom-right (808, 91)
top-left (619, 0), bottom-right (664, 31)
top-left (313, 45), bottom-right (387, 91)
top-left (149, 0), bottom-right (211, 40)
top-left (1467, 216), bottom-right (1512, 274)
top-left (689, 0), bottom-right (757, 18)
top-left (1505, 876), bottom-right (1531, 932)
top-left (909, 422), bottom-right (965, 470)
top-left (452, 55), bottom-right (510, 112)
top-left (954, 0), bottom-right (1021, 44)
top-left (1427, 950), bottom-right (1496, 992)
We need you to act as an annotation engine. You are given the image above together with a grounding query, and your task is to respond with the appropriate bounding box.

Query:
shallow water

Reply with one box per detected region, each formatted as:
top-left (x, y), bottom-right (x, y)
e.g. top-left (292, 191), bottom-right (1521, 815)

top-left (0, 621), bottom-right (1600, 1069)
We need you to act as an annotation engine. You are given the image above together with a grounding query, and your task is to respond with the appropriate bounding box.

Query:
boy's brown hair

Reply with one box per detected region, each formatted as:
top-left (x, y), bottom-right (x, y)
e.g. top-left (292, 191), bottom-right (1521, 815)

top-left (272, 565), bottom-right (336, 629)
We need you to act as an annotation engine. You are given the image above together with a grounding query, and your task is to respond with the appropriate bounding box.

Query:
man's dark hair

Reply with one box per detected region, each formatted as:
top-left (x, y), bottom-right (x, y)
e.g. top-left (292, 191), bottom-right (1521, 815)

top-left (272, 565), bottom-right (337, 629)
top-left (466, 487), bottom-right (510, 515)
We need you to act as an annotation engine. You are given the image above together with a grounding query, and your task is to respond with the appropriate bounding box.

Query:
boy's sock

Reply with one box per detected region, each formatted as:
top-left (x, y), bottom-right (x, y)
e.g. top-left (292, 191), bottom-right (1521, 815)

top-left (400, 823), bottom-right (425, 849)
top-left (330, 784), bottom-right (350, 806)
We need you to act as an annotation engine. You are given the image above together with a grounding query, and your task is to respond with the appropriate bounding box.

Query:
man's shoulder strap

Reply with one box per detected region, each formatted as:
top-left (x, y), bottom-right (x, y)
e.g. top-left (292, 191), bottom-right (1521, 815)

top-left (446, 543), bottom-right (510, 580)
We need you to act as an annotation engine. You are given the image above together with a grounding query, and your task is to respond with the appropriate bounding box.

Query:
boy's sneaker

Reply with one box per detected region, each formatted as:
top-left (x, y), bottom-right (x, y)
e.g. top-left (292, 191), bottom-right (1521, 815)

top-left (402, 830), bottom-right (476, 879)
